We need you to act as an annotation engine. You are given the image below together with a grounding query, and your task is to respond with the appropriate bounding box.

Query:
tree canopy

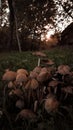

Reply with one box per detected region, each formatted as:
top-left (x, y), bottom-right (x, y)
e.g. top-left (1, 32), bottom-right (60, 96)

top-left (0, 0), bottom-right (73, 51)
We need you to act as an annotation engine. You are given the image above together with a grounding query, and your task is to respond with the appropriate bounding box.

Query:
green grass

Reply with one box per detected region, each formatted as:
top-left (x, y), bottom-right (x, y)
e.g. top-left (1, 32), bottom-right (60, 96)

top-left (0, 45), bottom-right (73, 80)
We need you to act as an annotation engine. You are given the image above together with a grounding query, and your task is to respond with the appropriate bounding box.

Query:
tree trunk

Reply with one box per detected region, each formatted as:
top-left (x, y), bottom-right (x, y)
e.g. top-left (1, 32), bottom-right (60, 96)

top-left (7, 0), bottom-right (22, 52)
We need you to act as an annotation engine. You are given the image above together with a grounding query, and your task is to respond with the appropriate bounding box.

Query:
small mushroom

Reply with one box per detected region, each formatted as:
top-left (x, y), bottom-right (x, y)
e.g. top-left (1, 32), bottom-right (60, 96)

top-left (16, 109), bottom-right (36, 120)
top-left (32, 51), bottom-right (46, 57)
top-left (29, 71), bottom-right (38, 79)
top-left (48, 80), bottom-right (59, 94)
top-left (30, 78), bottom-right (39, 90)
top-left (16, 73), bottom-right (28, 86)
top-left (9, 89), bottom-right (23, 98)
top-left (16, 99), bottom-right (24, 109)
top-left (33, 66), bottom-right (41, 74)
top-left (57, 65), bottom-right (70, 75)
top-left (2, 71), bottom-right (17, 81)
top-left (44, 95), bottom-right (59, 112)
top-left (17, 69), bottom-right (28, 76)
top-left (37, 71), bottom-right (51, 82)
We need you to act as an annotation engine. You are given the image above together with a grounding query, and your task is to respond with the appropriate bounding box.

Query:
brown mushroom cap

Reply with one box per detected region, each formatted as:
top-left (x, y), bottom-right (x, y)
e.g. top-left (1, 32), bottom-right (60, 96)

top-left (24, 80), bottom-right (31, 90)
top-left (2, 71), bottom-right (17, 81)
top-left (24, 78), bottom-right (39, 90)
top-left (32, 51), bottom-right (46, 57)
top-left (48, 80), bottom-right (59, 87)
top-left (16, 100), bottom-right (24, 109)
top-left (57, 65), bottom-right (70, 75)
top-left (16, 109), bottom-right (36, 120)
top-left (40, 67), bottom-right (48, 73)
top-left (9, 89), bottom-right (23, 97)
top-left (37, 71), bottom-right (51, 82)
top-left (17, 69), bottom-right (28, 76)
top-left (61, 86), bottom-right (73, 94)
top-left (16, 73), bottom-right (28, 85)
top-left (33, 66), bottom-right (41, 74)
top-left (29, 71), bottom-right (38, 79)
top-left (45, 96), bottom-right (59, 112)
top-left (30, 78), bottom-right (39, 90)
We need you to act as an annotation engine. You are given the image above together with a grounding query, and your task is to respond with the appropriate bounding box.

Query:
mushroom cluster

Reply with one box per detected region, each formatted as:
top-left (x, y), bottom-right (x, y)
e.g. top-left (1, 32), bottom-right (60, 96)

top-left (2, 63), bottom-right (73, 121)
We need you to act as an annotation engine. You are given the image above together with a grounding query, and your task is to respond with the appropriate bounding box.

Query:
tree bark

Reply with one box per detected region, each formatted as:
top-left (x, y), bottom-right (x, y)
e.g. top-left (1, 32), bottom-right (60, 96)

top-left (7, 0), bottom-right (21, 52)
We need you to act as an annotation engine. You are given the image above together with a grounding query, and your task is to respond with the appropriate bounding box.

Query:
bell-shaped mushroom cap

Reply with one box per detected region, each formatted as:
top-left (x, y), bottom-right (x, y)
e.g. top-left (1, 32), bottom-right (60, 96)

top-left (40, 67), bottom-right (48, 73)
top-left (42, 59), bottom-right (54, 66)
top-left (16, 73), bottom-right (28, 84)
top-left (24, 79), bottom-right (39, 90)
top-left (17, 69), bottom-right (28, 76)
top-left (24, 80), bottom-right (31, 90)
top-left (16, 100), bottom-right (24, 109)
top-left (48, 80), bottom-right (59, 87)
top-left (29, 71), bottom-right (38, 79)
top-left (30, 78), bottom-right (39, 90)
top-left (33, 66), bottom-right (41, 74)
top-left (45, 59), bottom-right (54, 66)
top-left (57, 65), bottom-right (70, 75)
top-left (32, 51), bottom-right (46, 57)
top-left (9, 89), bottom-right (23, 97)
top-left (44, 96), bottom-right (59, 112)
top-left (61, 86), bottom-right (73, 94)
top-left (37, 71), bottom-right (51, 82)
top-left (16, 109), bottom-right (36, 120)
top-left (2, 71), bottom-right (17, 81)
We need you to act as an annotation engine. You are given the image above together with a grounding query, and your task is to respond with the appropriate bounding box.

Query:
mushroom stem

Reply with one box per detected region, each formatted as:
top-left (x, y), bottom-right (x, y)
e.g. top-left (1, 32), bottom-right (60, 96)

top-left (38, 58), bottom-right (41, 67)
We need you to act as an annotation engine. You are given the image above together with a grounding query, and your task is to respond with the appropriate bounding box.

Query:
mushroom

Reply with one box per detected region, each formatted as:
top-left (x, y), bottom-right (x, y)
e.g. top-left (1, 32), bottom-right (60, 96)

top-left (37, 71), bottom-right (51, 82)
top-left (17, 69), bottom-right (28, 76)
top-left (9, 88), bottom-right (23, 98)
top-left (30, 78), bottom-right (39, 90)
top-left (48, 80), bottom-right (59, 94)
top-left (16, 109), bottom-right (36, 121)
top-left (16, 99), bottom-right (24, 109)
top-left (44, 95), bottom-right (59, 113)
top-left (2, 71), bottom-right (17, 82)
top-left (32, 51), bottom-right (46, 57)
top-left (57, 65), bottom-right (70, 75)
top-left (29, 71), bottom-right (38, 79)
top-left (41, 59), bottom-right (54, 66)
top-left (33, 66), bottom-right (41, 74)
top-left (16, 73), bottom-right (28, 86)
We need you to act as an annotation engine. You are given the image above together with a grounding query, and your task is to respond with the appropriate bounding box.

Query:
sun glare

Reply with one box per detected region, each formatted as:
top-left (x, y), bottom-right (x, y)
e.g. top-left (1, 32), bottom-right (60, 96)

top-left (45, 30), bottom-right (55, 41)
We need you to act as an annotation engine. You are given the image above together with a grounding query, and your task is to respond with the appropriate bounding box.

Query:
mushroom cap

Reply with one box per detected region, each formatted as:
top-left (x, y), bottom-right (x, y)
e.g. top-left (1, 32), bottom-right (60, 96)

top-left (17, 69), bottom-right (28, 76)
top-left (24, 79), bottom-right (39, 90)
top-left (9, 89), bottom-right (23, 97)
top-left (24, 80), bottom-right (31, 90)
top-left (16, 100), bottom-right (24, 109)
top-left (32, 51), bottom-right (46, 57)
top-left (16, 109), bottom-right (36, 120)
top-left (16, 73), bottom-right (28, 84)
top-left (2, 71), bottom-right (17, 81)
top-left (40, 67), bottom-right (48, 73)
top-left (42, 59), bottom-right (54, 66)
top-left (37, 71), bottom-right (51, 82)
top-left (61, 86), bottom-right (73, 94)
top-left (33, 66), bottom-right (41, 74)
top-left (48, 80), bottom-right (59, 87)
top-left (57, 65), bottom-right (70, 75)
top-left (29, 71), bottom-right (38, 79)
top-left (30, 78), bottom-right (39, 90)
top-left (45, 96), bottom-right (59, 112)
